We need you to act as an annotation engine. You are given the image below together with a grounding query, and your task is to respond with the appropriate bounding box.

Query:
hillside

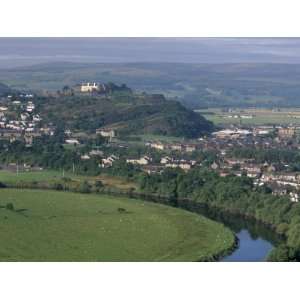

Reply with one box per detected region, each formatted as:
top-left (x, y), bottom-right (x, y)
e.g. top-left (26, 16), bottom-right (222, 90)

top-left (36, 91), bottom-right (213, 138)
top-left (2, 62), bottom-right (300, 108)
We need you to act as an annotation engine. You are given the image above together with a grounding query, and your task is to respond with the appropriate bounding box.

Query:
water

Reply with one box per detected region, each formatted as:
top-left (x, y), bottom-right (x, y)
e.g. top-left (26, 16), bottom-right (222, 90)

top-left (176, 199), bottom-right (281, 262)
top-left (222, 229), bottom-right (274, 262)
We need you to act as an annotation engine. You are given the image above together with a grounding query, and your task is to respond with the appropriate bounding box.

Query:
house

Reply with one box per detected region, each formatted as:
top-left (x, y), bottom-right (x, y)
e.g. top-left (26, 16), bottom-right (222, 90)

top-left (142, 165), bottom-right (164, 175)
top-left (246, 170), bottom-right (261, 178)
top-left (241, 164), bottom-right (261, 174)
top-left (81, 154), bottom-right (91, 160)
top-left (160, 156), bottom-right (172, 164)
top-left (185, 144), bottom-right (197, 152)
top-left (170, 144), bottom-right (183, 151)
top-left (26, 101), bottom-right (35, 112)
top-left (272, 188), bottom-right (288, 196)
top-left (178, 163), bottom-right (192, 170)
top-left (219, 171), bottom-right (230, 177)
top-left (96, 128), bottom-right (116, 138)
top-left (100, 155), bottom-right (118, 168)
top-left (33, 114), bottom-right (41, 122)
top-left (24, 135), bottom-right (33, 145)
top-left (290, 192), bottom-right (299, 202)
top-left (126, 156), bottom-right (152, 165)
top-left (20, 113), bottom-right (29, 121)
top-left (149, 142), bottom-right (165, 151)
top-left (165, 159), bottom-right (195, 171)
top-left (278, 127), bottom-right (295, 139)
top-left (65, 139), bottom-right (80, 145)
top-left (89, 150), bottom-right (104, 157)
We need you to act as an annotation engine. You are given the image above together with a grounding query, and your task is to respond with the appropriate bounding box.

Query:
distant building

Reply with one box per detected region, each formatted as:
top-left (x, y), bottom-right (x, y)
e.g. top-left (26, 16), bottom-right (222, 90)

top-left (170, 144), bottom-right (183, 152)
top-left (96, 128), bottom-right (116, 138)
top-left (100, 155), bottom-right (118, 168)
top-left (185, 144), bottom-right (197, 152)
top-left (126, 156), bottom-right (152, 166)
top-left (81, 154), bottom-right (91, 160)
top-left (65, 139), bottom-right (80, 145)
top-left (149, 142), bottom-right (165, 151)
top-left (80, 82), bottom-right (100, 93)
top-left (278, 127), bottom-right (295, 139)
top-left (160, 156), bottom-right (172, 164)
top-left (89, 150), bottom-right (104, 157)
top-left (211, 162), bottom-right (219, 170)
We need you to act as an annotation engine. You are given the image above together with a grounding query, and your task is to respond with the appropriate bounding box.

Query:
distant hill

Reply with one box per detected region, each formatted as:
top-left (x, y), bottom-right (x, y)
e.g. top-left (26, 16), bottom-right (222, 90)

top-left (0, 82), bottom-right (12, 96)
top-left (36, 91), bottom-right (213, 138)
top-left (3, 62), bottom-right (300, 108)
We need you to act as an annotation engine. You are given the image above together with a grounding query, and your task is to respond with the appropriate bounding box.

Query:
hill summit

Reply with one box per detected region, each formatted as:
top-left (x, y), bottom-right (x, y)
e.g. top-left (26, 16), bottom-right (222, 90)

top-left (37, 88), bottom-right (213, 138)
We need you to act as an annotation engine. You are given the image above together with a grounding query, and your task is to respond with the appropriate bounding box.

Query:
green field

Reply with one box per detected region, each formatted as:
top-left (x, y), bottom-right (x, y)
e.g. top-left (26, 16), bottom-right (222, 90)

top-left (0, 188), bottom-right (234, 261)
top-left (198, 108), bottom-right (300, 126)
top-left (0, 169), bottom-right (137, 191)
top-left (0, 170), bottom-right (68, 184)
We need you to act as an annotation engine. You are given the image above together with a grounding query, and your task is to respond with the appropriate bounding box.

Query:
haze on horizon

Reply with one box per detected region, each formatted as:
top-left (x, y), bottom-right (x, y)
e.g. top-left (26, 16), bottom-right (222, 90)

top-left (1, 38), bottom-right (300, 68)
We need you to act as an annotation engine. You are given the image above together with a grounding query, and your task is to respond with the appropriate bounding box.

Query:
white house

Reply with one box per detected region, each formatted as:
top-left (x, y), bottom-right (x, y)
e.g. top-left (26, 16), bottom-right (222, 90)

top-left (65, 139), bottom-right (80, 145)
top-left (96, 128), bottom-right (116, 138)
top-left (126, 156), bottom-right (152, 166)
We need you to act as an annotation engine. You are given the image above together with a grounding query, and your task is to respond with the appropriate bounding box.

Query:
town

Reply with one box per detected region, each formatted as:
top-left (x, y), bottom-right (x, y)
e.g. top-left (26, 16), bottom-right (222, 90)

top-left (1, 83), bottom-right (300, 204)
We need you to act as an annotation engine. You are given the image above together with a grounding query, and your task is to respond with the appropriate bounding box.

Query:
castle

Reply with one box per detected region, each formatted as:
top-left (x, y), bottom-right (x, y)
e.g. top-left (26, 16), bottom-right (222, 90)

top-left (80, 82), bottom-right (100, 93)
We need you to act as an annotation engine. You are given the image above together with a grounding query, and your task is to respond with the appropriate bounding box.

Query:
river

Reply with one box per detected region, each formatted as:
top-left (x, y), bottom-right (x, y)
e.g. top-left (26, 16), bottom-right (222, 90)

top-left (176, 199), bottom-right (282, 262)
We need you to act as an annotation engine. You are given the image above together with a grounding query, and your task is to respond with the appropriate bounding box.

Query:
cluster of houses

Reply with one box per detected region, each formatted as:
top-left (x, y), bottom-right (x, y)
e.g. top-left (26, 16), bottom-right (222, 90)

top-left (209, 158), bottom-right (300, 202)
top-left (147, 141), bottom-right (198, 153)
top-left (0, 95), bottom-right (55, 145)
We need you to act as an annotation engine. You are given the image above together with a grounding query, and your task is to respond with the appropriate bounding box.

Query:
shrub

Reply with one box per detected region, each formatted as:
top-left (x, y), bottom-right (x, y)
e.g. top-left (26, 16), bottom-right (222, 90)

top-left (6, 203), bottom-right (14, 211)
top-left (52, 182), bottom-right (64, 191)
top-left (117, 207), bottom-right (127, 213)
top-left (78, 181), bottom-right (91, 193)
top-left (0, 181), bottom-right (6, 188)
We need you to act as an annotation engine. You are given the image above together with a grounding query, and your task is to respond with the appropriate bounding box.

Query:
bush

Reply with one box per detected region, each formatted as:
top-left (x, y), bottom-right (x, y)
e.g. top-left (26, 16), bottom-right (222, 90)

top-left (52, 182), bottom-right (64, 191)
top-left (0, 181), bottom-right (6, 188)
top-left (6, 203), bottom-right (14, 211)
top-left (268, 245), bottom-right (290, 262)
top-left (78, 181), bottom-right (91, 193)
top-left (276, 223), bottom-right (289, 235)
top-left (94, 180), bottom-right (104, 188)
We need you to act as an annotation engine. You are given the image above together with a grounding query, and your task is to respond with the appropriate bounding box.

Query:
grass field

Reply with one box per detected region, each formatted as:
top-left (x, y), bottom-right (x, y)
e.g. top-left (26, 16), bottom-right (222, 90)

top-left (0, 189), bottom-right (234, 261)
top-left (197, 108), bottom-right (300, 126)
top-left (0, 170), bottom-right (137, 191)
top-left (0, 170), bottom-right (68, 184)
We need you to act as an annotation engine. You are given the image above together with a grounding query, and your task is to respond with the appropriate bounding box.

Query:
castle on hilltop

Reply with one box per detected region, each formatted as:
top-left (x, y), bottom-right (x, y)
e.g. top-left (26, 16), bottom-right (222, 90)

top-left (80, 82), bottom-right (107, 93)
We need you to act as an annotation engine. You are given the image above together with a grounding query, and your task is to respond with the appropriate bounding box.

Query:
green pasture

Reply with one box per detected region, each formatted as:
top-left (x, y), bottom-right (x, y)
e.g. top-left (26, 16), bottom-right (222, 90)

top-left (0, 189), bottom-right (234, 261)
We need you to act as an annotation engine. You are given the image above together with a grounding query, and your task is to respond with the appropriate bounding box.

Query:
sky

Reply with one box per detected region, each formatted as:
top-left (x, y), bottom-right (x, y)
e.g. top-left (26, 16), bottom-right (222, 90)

top-left (1, 38), bottom-right (300, 68)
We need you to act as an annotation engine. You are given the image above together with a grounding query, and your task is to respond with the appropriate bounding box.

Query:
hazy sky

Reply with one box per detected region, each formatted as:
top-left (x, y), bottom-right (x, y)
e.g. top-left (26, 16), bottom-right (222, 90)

top-left (1, 38), bottom-right (300, 68)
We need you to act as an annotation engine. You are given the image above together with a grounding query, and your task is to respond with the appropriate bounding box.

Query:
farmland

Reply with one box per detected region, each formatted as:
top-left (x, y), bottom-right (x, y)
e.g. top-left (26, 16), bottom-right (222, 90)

top-left (0, 188), bottom-right (234, 261)
top-left (197, 108), bottom-right (300, 126)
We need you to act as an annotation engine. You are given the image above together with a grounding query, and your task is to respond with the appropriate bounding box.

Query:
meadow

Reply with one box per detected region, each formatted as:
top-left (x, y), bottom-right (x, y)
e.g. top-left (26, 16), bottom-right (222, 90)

top-left (0, 189), bottom-right (234, 261)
